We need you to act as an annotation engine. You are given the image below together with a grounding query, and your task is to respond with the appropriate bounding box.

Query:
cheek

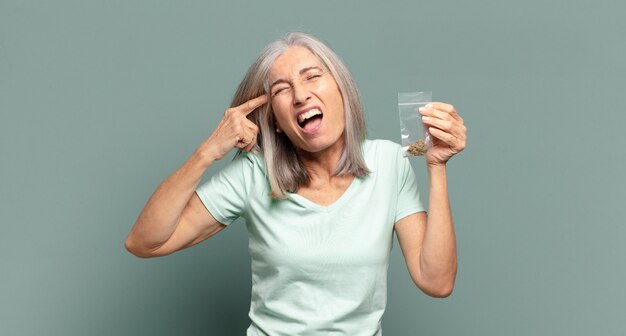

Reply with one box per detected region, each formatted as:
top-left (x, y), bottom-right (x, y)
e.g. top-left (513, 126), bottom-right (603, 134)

top-left (317, 80), bottom-right (343, 107)
top-left (323, 89), bottom-right (344, 118)
top-left (271, 103), bottom-right (290, 124)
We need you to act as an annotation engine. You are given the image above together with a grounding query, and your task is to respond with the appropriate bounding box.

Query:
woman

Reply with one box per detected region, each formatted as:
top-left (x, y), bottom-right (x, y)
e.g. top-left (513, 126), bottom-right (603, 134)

top-left (125, 32), bottom-right (466, 335)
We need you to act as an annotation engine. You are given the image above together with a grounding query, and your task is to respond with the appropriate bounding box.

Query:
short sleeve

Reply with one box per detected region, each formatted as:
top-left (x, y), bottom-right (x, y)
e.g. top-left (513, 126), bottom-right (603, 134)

top-left (394, 148), bottom-right (426, 223)
top-left (195, 153), bottom-right (257, 226)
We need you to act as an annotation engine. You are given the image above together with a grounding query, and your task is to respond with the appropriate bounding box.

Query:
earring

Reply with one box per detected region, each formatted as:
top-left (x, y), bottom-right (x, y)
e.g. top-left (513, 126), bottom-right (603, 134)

top-left (275, 122), bottom-right (282, 133)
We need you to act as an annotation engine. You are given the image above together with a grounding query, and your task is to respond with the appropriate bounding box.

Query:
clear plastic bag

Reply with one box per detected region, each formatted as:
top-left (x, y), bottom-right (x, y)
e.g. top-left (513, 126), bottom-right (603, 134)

top-left (398, 91), bottom-right (433, 157)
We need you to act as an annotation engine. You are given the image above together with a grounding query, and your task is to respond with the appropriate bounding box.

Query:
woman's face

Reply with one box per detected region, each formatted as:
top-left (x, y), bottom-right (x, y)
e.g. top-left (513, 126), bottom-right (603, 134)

top-left (268, 46), bottom-right (345, 154)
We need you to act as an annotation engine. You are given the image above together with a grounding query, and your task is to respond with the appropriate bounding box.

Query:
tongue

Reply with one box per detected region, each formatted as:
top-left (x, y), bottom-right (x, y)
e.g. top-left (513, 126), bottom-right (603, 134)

top-left (302, 115), bottom-right (322, 131)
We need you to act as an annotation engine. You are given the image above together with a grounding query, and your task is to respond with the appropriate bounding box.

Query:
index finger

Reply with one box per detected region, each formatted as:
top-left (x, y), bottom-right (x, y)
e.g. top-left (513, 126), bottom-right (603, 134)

top-left (236, 94), bottom-right (269, 115)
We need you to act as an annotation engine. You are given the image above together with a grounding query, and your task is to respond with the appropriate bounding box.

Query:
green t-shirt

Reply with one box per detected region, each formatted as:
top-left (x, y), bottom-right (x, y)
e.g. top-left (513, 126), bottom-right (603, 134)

top-left (196, 139), bottom-right (425, 336)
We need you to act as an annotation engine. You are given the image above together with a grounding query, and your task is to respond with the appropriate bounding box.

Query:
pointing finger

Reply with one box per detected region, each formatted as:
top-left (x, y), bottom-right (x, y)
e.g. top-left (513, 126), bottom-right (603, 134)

top-left (236, 94), bottom-right (269, 115)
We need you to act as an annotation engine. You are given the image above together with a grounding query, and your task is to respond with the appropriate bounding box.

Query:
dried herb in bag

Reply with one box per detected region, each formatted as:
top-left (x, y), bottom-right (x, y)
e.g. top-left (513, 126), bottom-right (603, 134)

top-left (398, 91), bottom-right (432, 157)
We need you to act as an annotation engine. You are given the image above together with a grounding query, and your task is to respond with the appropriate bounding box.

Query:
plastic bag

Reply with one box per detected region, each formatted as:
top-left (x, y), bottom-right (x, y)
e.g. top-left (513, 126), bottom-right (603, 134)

top-left (398, 91), bottom-right (433, 157)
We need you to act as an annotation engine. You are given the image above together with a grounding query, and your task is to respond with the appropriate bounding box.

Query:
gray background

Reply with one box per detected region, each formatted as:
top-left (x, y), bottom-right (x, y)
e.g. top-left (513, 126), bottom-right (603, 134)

top-left (1, 0), bottom-right (625, 335)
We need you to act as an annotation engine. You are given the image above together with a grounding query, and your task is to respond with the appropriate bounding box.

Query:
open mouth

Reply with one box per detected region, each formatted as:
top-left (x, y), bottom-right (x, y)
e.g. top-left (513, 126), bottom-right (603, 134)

top-left (297, 108), bottom-right (323, 131)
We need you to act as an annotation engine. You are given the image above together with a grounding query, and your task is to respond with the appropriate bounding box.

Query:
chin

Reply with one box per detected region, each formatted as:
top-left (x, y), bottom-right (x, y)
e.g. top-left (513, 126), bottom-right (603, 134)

top-left (298, 134), bottom-right (344, 154)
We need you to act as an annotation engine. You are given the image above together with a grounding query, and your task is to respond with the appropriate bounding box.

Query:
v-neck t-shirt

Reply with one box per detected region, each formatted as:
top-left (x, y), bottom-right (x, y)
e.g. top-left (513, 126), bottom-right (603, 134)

top-left (195, 139), bottom-right (426, 336)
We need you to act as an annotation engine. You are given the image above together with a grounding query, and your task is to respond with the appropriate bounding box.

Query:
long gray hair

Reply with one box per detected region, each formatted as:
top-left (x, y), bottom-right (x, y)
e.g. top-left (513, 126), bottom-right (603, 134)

top-left (231, 32), bottom-right (369, 199)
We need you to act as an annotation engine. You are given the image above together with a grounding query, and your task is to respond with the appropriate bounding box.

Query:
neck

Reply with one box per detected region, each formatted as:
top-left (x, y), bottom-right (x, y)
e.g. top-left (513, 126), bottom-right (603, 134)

top-left (296, 137), bottom-right (345, 182)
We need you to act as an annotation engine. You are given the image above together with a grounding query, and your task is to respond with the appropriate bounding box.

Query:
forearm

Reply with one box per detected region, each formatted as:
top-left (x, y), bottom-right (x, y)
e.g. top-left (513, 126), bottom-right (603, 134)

top-left (419, 164), bottom-right (457, 294)
top-left (126, 145), bottom-right (215, 252)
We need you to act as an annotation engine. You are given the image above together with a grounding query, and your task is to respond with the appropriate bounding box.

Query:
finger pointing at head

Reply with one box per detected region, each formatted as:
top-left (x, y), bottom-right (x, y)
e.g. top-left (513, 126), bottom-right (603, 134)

top-left (237, 94), bottom-right (269, 115)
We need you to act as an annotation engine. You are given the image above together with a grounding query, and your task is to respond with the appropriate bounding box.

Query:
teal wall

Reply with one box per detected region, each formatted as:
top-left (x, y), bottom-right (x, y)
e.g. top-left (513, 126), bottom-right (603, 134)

top-left (2, 1), bottom-right (625, 335)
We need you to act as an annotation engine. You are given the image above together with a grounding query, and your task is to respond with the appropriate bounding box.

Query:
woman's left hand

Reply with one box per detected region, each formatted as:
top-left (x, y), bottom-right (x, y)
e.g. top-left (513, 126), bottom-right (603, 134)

top-left (419, 102), bottom-right (466, 166)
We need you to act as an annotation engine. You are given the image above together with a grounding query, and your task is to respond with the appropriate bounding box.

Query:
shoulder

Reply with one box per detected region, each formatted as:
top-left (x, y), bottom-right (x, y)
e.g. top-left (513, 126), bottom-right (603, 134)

top-left (361, 139), bottom-right (406, 177)
top-left (363, 138), bottom-right (402, 151)
top-left (213, 150), bottom-right (266, 183)
top-left (235, 150), bottom-right (264, 167)
top-left (362, 139), bottom-right (403, 162)
top-left (226, 150), bottom-right (264, 172)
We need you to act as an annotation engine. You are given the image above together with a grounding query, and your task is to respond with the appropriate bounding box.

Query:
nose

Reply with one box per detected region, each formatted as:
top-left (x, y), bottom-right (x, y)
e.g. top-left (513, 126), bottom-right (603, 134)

top-left (292, 83), bottom-right (311, 106)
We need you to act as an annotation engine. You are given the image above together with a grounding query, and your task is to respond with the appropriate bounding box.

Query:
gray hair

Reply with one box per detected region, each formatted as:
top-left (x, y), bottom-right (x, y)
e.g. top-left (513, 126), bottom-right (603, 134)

top-left (231, 32), bottom-right (369, 199)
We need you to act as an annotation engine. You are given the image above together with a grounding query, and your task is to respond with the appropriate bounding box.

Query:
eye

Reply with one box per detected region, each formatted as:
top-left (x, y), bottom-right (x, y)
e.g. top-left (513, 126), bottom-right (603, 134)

top-left (272, 87), bottom-right (290, 97)
top-left (306, 74), bottom-right (322, 81)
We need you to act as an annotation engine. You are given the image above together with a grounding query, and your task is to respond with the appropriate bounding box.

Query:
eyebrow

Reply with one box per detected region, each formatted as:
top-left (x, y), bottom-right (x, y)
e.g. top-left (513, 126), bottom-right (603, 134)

top-left (270, 66), bottom-right (324, 90)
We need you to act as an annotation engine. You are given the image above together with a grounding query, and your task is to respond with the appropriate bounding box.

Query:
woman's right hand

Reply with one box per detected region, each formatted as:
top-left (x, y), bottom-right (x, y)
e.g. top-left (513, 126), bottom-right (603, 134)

top-left (198, 94), bottom-right (268, 161)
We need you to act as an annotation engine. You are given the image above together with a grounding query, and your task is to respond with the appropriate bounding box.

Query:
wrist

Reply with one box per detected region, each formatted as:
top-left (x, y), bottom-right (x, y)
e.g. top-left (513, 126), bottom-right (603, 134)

top-left (193, 142), bottom-right (219, 169)
top-left (427, 163), bottom-right (448, 194)
top-left (427, 162), bottom-right (447, 172)
top-left (427, 163), bottom-right (448, 183)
